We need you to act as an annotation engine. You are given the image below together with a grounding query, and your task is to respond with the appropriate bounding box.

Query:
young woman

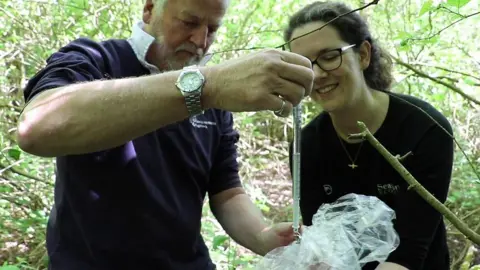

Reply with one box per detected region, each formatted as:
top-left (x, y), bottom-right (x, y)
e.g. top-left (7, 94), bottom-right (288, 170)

top-left (285, 2), bottom-right (454, 270)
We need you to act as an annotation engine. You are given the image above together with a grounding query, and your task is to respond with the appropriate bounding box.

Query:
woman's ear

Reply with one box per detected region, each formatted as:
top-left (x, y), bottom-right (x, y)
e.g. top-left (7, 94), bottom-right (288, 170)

top-left (358, 40), bottom-right (372, 70)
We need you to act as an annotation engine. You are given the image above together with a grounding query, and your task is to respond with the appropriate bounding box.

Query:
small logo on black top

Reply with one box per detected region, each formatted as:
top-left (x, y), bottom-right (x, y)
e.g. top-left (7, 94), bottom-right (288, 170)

top-left (189, 115), bottom-right (217, 129)
top-left (323, 184), bottom-right (333, 195)
top-left (377, 183), bottom-right (400, 195)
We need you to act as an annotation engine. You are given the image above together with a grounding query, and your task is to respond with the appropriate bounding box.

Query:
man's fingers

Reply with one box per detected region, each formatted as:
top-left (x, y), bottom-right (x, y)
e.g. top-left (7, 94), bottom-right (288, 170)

top-left (277, 49), bottom-right (312, 69)
top-left (278, 50), bottom-right (314, 97)
top-left (270, 95), bottom-right (293, 117)
top-left (271, 75), bottom-right (308, 109)
top-left (277, 62), bottom-right (314, 97)
top-left (211, 49), bottom-right (314, 114)
top-left (263, 49), bottom-right (314, 97)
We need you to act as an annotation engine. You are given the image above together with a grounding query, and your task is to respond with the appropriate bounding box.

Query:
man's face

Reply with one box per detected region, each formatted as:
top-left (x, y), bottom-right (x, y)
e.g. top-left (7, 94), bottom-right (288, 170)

top-left (143, 0), bottom-right (228, 70)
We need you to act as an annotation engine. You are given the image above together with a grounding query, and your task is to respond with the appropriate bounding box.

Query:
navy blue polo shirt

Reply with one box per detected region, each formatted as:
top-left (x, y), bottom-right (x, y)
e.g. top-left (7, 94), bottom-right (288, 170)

top-left (23, 37), bottom-right (242, 270)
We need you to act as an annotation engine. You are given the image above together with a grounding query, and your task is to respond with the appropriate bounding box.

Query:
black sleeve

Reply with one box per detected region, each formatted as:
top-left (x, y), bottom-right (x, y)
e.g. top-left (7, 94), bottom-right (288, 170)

top-left (23, 38), bottom-right (106, 104)
top-left (386, 121), bottom-right (454, 269)
top-left (207, 111), bottom-right (243, 196)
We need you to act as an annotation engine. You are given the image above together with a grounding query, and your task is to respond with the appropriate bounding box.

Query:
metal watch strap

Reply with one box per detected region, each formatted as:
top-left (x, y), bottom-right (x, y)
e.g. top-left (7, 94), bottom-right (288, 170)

top-left (182, 66), bottom-right (204, 116)
top-left (185, 90), bottom-right (203, 116)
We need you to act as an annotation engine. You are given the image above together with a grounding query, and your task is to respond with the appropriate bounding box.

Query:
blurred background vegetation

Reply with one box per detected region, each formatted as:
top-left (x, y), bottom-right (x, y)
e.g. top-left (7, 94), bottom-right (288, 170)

top-left (1, 0), bottom-right (479, 269)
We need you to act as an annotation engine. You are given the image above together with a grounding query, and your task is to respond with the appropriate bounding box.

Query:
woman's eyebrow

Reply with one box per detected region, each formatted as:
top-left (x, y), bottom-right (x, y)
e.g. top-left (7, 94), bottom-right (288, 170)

top-left (317, 47), bottom-right (338, 54)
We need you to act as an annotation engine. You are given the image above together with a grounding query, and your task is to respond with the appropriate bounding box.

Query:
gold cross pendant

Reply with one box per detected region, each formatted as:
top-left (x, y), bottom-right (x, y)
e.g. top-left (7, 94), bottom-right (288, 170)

top-left (348, 163), bottom-right (358, 169)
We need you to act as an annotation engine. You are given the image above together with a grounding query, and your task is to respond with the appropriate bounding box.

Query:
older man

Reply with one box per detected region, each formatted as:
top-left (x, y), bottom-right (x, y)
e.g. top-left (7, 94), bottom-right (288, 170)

top-left (17, 0), bottom-right (313, 269)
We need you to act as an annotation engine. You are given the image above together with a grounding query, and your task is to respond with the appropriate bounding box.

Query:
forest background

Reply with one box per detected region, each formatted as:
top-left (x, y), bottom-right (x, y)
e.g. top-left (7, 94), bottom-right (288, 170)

top-left (0, 0), bottom-right (479, 269)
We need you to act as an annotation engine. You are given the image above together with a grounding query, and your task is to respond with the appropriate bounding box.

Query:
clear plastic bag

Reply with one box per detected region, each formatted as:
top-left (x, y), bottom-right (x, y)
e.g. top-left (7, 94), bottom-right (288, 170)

top-left (255, 193), bottom-right (400, 270)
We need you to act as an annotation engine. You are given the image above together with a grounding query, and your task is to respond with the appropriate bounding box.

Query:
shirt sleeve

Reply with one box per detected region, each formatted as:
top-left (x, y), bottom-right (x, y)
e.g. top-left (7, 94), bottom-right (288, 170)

top-left (207, 111), bottom-right (242, 196)
top-left (386, 120), bottom-right (454, 269)
top-left (23, 38), bottom-right (106, 104)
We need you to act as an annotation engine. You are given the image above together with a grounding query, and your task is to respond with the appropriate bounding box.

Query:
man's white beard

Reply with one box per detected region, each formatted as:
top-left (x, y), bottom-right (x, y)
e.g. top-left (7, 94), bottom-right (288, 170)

top-left (165, 56), bottom-right (201, 71)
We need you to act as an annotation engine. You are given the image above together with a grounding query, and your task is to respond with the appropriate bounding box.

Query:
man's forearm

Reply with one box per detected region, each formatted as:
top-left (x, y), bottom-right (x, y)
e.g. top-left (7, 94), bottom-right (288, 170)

top-left (211, 193), bottom-right (270, 255)
top-left (17, 68), bottom-right (217, 157)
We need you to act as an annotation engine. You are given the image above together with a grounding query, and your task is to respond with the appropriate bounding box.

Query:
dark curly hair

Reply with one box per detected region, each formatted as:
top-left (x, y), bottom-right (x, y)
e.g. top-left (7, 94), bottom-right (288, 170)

top-left (284, 1), bottom-right (394, 92)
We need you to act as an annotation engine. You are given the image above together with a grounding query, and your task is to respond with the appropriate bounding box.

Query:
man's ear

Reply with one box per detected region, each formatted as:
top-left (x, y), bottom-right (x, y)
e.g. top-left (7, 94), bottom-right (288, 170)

top-left (358, 40), bottom-right (372, 70)
top-left (143, 0), bottom-right (155, 24)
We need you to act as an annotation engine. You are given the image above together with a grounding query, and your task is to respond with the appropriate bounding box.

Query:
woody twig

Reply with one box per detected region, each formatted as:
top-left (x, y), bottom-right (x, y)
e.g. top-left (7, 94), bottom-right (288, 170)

top-left (349, 121), bottom-right (480, 245)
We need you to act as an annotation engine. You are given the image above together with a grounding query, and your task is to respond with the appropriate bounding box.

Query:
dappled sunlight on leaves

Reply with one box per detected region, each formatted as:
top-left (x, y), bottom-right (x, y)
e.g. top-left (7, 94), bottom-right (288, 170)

top-left (1, 0), bottom-right (480, 269)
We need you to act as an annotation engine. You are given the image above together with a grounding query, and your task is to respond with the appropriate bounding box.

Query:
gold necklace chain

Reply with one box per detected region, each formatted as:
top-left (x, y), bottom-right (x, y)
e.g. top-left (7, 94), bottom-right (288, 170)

top-left (336, 133), bottom-right (364, 169)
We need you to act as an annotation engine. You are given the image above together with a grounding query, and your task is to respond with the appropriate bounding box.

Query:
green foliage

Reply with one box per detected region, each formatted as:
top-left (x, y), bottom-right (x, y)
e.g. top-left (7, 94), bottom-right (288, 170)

top-left (0, 265), bottom-right (20, 270)
top-left (446, 0), bottom-right (471, 9)
top-left (1, 0), bottom-right (480, 269)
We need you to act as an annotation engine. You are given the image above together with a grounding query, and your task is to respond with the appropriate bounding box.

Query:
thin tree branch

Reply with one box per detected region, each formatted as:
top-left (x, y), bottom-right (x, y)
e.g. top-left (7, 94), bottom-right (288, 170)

top-left (277, 0), bottom-right (380, 49)
top-left (451, 222), bottom-right (480, 270)
top-left (0, 194), bottom-right (26, 208)
top-left (0, 161), bottom-right (54, 187)
top-left (411, 62), bottom-right (480, 81)
top-left (455, 45), bottom-right (480, 68)
top-left (232, 29), bottom-right (283, 38)
top-left (351, 121), bottom-right (480, 246)
top-left (392, 56), bottom-right (480, 106)
top-left (461, 207), bottom-right (480, 221)
top-left (0, 159), bottom-right (25, 174)
top-left (460, 240), bottom-right (479, 269)
top-left (0, 177), bottom-right (24, 193)
top-left (228, 2), bottom-right (260, 52)
top-left (208, 0), bottom-right (381, 56)
top-left (405, 10), bottom-right (480, 42)
top-left (0, 104), bottom-right (22, 112)
top-left (435, 76), bottom-right (458, 83)
top-left (439, 5), bottom-right (466, 18)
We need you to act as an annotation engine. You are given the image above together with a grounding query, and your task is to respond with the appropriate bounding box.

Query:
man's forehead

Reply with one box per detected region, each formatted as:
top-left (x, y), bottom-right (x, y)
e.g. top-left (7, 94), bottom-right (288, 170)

top-left (172, 0), bottom-right (228, 21)
top-left (179, 9), bottom-right (223, 20)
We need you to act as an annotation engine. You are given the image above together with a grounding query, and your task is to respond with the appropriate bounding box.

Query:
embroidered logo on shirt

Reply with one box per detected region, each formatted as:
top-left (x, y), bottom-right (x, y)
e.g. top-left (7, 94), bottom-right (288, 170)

top-left (323, 184), bottom-right (333, 195)
top-left (377, 183), bottom-right (400, 195)
top-left (189, 115), bottom-right (216, 129)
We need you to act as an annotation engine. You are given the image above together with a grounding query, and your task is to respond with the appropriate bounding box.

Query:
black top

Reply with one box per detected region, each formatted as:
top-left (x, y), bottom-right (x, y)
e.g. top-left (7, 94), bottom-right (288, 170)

top-left (23, 38), bottom-right (242, 270)
top-left (289, 93), bottom-right (454, 270)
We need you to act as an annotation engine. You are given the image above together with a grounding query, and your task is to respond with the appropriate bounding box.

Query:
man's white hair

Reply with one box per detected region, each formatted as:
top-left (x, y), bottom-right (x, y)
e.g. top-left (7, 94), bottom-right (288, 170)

top-left (154, 0), bottom-right (167, 14)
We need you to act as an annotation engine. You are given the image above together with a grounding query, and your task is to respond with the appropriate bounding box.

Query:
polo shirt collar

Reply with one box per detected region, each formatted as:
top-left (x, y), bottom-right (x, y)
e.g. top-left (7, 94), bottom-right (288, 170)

top-left (127, 21), bottom-right (159, 73)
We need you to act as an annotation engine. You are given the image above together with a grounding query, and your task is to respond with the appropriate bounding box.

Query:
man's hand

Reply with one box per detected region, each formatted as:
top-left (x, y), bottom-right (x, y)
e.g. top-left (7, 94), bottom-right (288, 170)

top-left (255, 222), bottom-right (299, 255)
top-left (202, 49), bottom-right (314, 116)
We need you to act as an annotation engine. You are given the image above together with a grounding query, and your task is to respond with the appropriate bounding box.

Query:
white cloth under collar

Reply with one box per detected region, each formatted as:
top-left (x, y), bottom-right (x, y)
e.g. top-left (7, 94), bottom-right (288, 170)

top-left (127, 21), bottom-right (160, 74)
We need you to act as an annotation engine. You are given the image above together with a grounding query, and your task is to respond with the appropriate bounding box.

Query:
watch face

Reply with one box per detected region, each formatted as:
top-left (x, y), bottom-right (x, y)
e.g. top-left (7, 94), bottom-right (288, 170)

top-left (181, 72), bottom-right (203, 92)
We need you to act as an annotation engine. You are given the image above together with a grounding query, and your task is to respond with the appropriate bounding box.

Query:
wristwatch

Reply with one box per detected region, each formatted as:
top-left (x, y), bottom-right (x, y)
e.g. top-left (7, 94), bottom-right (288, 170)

top-left (175, 65), bottom-right (206, 116)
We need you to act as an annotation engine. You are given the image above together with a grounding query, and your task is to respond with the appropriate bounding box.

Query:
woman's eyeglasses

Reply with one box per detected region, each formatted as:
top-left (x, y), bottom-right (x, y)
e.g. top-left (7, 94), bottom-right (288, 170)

top-left (311, 44), bottom-right (357, 71)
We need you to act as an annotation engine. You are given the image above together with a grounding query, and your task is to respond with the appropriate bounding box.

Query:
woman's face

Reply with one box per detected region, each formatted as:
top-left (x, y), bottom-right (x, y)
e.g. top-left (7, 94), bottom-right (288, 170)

top-left (289, 21), bottom-right (371, 113)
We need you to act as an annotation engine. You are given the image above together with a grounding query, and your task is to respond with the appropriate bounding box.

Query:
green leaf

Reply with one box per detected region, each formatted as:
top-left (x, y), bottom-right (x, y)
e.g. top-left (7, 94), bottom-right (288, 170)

top-left (432, 93), bottom-right (445, 101)
top-left (0, 185), bottom-right (13, 193)
top-left (8, 149), bottom-right (21, 160)
top-left (0, 265), bottom-right (21, 270)
top-left (396, 31), bottom-right (412, 40)
top-left (212, 235), bottom-right (229, 250)
top-left (445, 0), bottom-right (471, 8)
top-left (463, 77), bottom-right (477, 86)
top-left (233, 258), bottom-right (250, 266)
top-left (419, 0), bottom-right (433, 16)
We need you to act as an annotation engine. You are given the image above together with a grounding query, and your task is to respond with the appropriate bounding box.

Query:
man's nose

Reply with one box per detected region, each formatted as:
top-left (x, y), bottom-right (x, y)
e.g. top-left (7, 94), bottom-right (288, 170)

top-left (190, 26), bottom-right (208, 50)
